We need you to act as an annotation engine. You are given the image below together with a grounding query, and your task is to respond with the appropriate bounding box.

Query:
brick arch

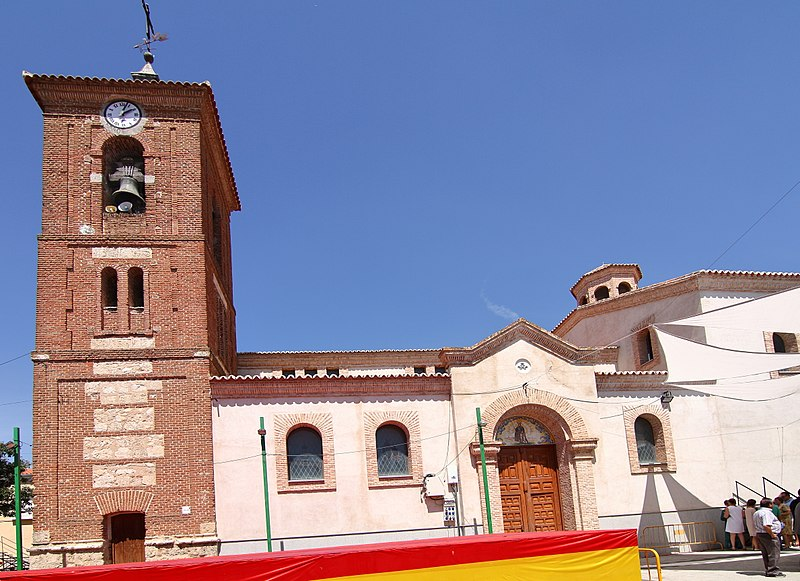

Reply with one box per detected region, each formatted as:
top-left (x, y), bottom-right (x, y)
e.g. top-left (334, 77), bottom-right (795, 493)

top-left (93, 490), bottom-right (154, 515)
top-left (623, 403), bottom-right (676, 473)
top-left (473, 388), bottom-right (599, 532)
top-left (274, 412), bottom-right (336, 493)
top-left (481, 388), bottom-right (590, 441)
top-left (364, 410), bottom-right (422, 488)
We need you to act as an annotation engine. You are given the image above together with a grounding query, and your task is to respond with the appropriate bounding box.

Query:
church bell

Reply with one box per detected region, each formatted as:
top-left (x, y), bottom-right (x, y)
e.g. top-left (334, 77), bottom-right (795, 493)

top-left (108, 163), bottom-right (145, 213)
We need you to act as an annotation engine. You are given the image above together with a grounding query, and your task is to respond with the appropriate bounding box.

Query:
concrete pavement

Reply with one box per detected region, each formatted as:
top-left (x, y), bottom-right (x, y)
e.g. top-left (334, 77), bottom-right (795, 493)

top-left (643, 548), bottom-right (800, 580)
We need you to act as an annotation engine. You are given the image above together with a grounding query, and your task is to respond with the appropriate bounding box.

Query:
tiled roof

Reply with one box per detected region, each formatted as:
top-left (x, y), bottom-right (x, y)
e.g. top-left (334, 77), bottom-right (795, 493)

top-left (595, 370), bottom-right (667, 376)
top-left (569, 263), bottom-right (642, 294)
top-left (239, 348), bottom-right (440, 356)
top-left (212, 371), bottom-right (449, 381)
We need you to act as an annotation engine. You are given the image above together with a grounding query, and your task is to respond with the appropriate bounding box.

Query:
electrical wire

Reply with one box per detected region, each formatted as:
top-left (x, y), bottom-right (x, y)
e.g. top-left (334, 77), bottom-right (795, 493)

top-left (0, 352), bottom-right (29, 367)
top-left (0, 399), bottom-right (32, 407)
top-left (212, 423), bottom-right (478, 466)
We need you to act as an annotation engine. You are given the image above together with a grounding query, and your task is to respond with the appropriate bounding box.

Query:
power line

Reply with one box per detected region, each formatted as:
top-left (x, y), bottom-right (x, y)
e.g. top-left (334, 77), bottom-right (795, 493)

top-left (0, 400), bottom-right (32, 408)
top-left (0, 352), bottom-right (29, 368)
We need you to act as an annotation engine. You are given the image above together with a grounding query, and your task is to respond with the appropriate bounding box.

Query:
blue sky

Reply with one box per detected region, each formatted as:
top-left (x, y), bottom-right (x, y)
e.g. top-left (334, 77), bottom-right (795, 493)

top-left (3, 1), bottom-right (800, 458)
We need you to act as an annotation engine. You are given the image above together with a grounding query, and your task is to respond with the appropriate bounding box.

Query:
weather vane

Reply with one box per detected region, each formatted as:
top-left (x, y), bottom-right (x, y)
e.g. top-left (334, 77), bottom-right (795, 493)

top-left (132, 1), bottom-right (168, 80)
top-left (134, 1), bottom-right (168, 53)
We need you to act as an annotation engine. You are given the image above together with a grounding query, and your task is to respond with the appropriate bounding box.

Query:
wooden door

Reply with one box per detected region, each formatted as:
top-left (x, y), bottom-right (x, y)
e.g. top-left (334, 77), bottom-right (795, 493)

top-left (498, 445), bottom-right (562, 533)
top-left (108, 513), bottom-right (146, 564)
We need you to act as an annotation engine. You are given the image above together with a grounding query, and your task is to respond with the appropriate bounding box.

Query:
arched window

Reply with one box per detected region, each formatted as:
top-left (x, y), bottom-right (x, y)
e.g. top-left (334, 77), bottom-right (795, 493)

top-left (594, 286), bottom-right (610, 300)
top-left (642, 330), bottom-right (654, 363)
top-left (102, 137), bottom-right (145, 214)
top-left (634, 417), bottom-right (657, 465)
top-left (773, 333), bottom-right (787, 353)
top-left (128, 267), bottom-right (144, 310)
top-left (579, 295), bottom-right (588, 306)
top-left (101, 268), bottom-right (118, 310)
top-left (618, 282), bottom-right (632, 294)
top-left (287, 427), bottom-right (323, 481)
top-left (376, 424), bottom-right (409, 477)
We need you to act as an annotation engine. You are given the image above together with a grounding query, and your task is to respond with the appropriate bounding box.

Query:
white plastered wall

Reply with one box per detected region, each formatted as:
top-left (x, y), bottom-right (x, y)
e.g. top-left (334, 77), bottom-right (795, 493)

top-left (212, 394), bottom-right (454, 553)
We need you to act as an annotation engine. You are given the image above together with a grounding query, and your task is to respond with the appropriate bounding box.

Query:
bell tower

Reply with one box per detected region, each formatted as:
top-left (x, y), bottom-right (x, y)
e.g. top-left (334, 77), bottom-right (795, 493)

top-left (25, 66), bottom-right (240, 567)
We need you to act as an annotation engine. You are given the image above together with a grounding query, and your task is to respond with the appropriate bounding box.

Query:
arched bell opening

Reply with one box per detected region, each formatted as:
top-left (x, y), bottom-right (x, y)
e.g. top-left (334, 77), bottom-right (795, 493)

top-left (102, 136), bottom-right (145, 214)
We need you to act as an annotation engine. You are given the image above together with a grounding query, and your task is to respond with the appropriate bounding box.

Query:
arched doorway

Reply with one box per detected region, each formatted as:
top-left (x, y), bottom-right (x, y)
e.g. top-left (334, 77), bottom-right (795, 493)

top-left (495, 416), bottom-right (562, 532)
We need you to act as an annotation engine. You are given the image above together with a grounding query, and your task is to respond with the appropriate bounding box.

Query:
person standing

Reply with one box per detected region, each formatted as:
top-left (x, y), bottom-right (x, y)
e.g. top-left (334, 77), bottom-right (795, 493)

top-left (725, 498), bottom-right (746, 550)
top-left (753, 497), bottom-right (784, 577)
top-left (745, 499), bottom-right (760, 551)
top-left (794, 496), bottom-right (800, 550)
top-left (777, 494), bottom-right (794, 548)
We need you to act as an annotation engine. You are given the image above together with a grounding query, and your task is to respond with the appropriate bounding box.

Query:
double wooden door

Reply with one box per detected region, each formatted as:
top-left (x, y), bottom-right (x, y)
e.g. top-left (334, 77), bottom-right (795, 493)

top-left (498, 445), bottom-right (562, 532)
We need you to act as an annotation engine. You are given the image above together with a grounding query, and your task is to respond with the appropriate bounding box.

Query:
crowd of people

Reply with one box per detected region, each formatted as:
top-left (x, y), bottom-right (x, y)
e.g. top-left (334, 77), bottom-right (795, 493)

top-left (721, 491), bottom-right (800, 577)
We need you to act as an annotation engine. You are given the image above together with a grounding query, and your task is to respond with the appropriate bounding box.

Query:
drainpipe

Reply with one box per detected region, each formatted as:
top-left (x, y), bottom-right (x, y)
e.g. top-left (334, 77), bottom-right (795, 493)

top-left (475, 408), bottom-right (493, 534)
top-left (13, 427), bottom-right (22, 570)
top-left (258, 417), bottom-right (273, 552)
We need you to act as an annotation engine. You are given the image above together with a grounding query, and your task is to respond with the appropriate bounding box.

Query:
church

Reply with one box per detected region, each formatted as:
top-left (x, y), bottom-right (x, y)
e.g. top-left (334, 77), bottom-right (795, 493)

top-left (23, 63), bottom-right (800, 568)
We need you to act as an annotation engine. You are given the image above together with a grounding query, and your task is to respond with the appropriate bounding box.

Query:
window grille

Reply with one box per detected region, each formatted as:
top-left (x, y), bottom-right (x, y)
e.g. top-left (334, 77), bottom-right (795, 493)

top-left (376, 425), bottom-right (409, 477)
top-left (287, 427), bottom-right (323, 481)
top-left (634, 417), bottom-right (658, 465)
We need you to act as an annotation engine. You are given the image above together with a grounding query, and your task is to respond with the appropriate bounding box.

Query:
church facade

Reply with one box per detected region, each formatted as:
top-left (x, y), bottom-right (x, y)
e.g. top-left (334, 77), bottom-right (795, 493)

top-left (25, 71), bottom-right (800, 568)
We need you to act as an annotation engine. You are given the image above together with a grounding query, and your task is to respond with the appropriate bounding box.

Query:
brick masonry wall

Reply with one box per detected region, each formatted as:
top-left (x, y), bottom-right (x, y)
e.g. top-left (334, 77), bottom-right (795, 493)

top-left (28, 76), bottom-right (238, 565)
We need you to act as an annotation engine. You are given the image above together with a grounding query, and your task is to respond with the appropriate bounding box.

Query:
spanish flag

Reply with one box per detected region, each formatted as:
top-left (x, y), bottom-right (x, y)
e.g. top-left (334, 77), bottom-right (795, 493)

top-left (1, 530), bottom-right (641, 580)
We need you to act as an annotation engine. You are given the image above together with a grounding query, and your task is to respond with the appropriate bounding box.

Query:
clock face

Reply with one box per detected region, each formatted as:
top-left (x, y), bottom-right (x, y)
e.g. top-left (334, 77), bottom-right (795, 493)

top-left (103, 100), bottom-right (143, 129)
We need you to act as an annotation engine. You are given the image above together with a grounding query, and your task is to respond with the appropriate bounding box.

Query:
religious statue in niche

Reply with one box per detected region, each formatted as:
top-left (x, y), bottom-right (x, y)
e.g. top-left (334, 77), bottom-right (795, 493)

top-left (514, 422), bottom-right (528, 443)
top-left (495, 417), bottom-right (554, 446)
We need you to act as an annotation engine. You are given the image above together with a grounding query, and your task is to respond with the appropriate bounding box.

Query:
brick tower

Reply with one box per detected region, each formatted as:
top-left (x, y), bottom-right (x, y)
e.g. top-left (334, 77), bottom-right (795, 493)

top-left (25, 66), bottom-right (239, 567)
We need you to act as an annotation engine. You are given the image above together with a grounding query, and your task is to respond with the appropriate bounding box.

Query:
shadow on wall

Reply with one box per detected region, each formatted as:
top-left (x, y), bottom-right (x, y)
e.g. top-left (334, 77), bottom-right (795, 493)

top-left (638, 472), bottom-right (666, 533)
top-left (638, 472), bottom-right (718, 549)
top-left (661, 472), bottom-right (714, 523)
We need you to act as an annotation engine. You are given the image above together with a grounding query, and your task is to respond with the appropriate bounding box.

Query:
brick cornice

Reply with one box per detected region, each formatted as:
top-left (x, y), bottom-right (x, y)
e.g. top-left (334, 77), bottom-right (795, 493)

top-left (237, 349), bottom-right (442, 370)
top-left (32, 349), bottom-right (210, 363)
top-left (38, 237), bottom-right (204, 244)
top-left (595, 371), bottom-right (667, 392)
top-left (211, 374), bottom-right (451, 399)
top-left (555, 270), bottom-right (800, 335)
top-left (440, 319), bottom-right (617, 367)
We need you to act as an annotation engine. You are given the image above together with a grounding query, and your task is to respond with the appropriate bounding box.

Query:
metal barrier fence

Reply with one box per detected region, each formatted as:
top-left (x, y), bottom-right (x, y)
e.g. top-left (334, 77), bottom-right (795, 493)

top-left (640, 521), bottom-right (723, 553)
top-left (219, 523), bottom-right (485, 555)
top-left (639, 548), bottom-right (663, 581)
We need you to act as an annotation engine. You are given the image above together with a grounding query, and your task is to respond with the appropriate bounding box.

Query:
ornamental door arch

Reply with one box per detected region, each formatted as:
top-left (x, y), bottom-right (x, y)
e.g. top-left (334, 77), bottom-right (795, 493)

top-left (495, 417), bottom-right (562, 532)
top-left (473, 390), bottom-right (599, 533)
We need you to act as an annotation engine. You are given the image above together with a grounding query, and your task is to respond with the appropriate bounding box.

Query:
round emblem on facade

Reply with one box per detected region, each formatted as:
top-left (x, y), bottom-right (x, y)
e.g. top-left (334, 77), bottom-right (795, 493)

top-left (515, 359), bottom-right (531, 373)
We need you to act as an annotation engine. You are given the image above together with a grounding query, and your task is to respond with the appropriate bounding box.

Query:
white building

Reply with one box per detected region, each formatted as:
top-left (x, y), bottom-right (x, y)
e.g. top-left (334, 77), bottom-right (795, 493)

top-left (211, 264), bottom-right (800, 553)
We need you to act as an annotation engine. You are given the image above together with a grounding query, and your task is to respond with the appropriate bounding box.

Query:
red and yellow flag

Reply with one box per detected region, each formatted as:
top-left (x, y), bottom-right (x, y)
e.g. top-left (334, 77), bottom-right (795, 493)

top-left (0, 529), bottom-right (640, 581)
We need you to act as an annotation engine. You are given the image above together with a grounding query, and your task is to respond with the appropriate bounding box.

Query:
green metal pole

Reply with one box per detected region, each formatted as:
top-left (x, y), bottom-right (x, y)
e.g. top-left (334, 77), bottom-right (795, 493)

top-left (13, 427), bottom-right (22, 570)
top-left (475, 408), bottom-right (493, 534)
top-left (258, 417), bottom-right (273, 552)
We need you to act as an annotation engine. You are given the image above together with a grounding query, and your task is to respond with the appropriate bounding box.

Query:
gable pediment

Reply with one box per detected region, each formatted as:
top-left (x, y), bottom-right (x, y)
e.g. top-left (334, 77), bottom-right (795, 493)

top-left (440, 319), bottom-right (617, 367)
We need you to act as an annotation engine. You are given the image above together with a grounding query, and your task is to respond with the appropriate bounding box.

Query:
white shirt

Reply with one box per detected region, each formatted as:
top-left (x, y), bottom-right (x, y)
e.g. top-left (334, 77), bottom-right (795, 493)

top-left (753, 506), bottom-right (782, 535)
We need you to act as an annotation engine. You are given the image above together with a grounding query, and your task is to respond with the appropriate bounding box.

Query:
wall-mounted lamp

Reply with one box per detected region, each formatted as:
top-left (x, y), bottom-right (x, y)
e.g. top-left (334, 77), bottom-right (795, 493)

top-left (660, 391), bottom-right (674, 404)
